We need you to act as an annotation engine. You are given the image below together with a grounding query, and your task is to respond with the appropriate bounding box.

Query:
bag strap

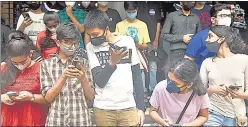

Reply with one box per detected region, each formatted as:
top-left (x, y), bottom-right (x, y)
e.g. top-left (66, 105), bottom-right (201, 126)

top-left (175, 90), bottom-right (196, 124)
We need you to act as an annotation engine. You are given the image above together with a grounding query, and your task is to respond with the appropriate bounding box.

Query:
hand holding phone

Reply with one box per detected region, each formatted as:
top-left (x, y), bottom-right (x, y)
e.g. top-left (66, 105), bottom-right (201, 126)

top-left (6, 91), bottom-right (18, 97)
top-left (22, 12), bottom-right (33, 27)
top-left (229, 85), bottom-right (242, 91)
top-left (108, 43), bottom-right (127, 51)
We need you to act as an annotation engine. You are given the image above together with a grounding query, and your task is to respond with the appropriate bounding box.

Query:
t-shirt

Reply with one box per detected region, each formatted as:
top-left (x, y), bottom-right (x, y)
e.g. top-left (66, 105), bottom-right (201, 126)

top-left (150, 80), bottom-right (209, 125)
top-left (200, 54), bottom-right (248, 118)
top-left (185, 28), bottom-right (216, 70)
top-left (16, 11), bottom-right (46, 45)
top-left (191, 5), bottom-right (211, 30)
top-left (86, 35), bottom-right (140, 110)
top-left (105, 8), bottom-right (122, 32)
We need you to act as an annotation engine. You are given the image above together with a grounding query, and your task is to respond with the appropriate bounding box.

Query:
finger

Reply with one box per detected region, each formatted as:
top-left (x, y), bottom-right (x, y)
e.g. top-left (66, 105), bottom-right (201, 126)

top-left (120, 51), bottom-right (128, 58)
top-left (109, 47), bottom-right (114, 54)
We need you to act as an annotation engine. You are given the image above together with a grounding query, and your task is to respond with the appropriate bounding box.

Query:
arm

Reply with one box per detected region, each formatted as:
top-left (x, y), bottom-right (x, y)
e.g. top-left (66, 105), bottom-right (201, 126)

top-left (184, 108), bottom-right (208, 126)
top-left (184, 33), bottom-right (203, 61)
top-left (199, 60), bottom-right (213, 94)
top-left (154, 22), bottom-right (161, 43)
top-left (150, 106), bottom-right (169, 126)
top-left (139, 23), bottom-right (151, 49)
top-left (67, 7), bottom-right (85, 33)
top-left (16, 15), bottom-right (25, 32)
top-left (80, 60), bottom-right (94, 100)
top-left (32, 94), bottom-right (47, 104)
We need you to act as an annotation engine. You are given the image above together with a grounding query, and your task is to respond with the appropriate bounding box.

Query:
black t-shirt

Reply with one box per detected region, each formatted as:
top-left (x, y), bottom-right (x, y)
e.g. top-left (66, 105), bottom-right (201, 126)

top-left (137, 2), bottom-right (162, 42)
top-left (105, 8), bottom-right (122, 32)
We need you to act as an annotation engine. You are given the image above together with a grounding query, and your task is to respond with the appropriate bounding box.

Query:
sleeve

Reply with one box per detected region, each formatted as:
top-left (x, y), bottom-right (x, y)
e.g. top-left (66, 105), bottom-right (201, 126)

top-left (244, 58), bottom-right (248, 93)
top-left (200, 94), bottom-right (210, 109)
top-left (142, 23), bottom-right (151, 44)
top-left (200, 59), bottom-right (209, 88)
top-left (115, 23), bottom-right (120, 33)
top-left (149, 81), bottom-right (162, 109)
top-left (36, 32), bottom-right (42, 50)
top-left (185, 32), bottom-right (202, 58)
top-left (16, 14), bottom-right (24, 30)
top-left (40, 61), bottom-right (54, 97)
top-left (161, 13), bottom-right (184, 43)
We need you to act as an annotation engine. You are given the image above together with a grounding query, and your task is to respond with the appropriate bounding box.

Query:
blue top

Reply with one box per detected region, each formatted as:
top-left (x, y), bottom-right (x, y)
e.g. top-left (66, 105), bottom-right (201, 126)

top-left (185, 27), bottom-right (216, 70)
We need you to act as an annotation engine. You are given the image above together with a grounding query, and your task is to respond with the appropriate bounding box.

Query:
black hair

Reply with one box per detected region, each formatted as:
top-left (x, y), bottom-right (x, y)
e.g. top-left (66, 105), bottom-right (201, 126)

top-left (169, 58), bottom-right (207, 96)
top-left (217, 1), bottom-right (237, 6)
top-left (84, 10), bottom-right (110, 30)
top-left (210, 3), bottom-right (231, 17)
top-left (124, 1), bottom-right (138, 11)
top-left (56, 22), bottom-right (81, 41)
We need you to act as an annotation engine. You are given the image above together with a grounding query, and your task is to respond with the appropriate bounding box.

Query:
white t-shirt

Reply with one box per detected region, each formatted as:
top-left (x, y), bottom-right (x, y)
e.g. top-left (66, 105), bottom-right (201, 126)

top-left (16, 11), bottom-right (46, 45)
top-left (86, 35), bottom-right (140, 110)
top-left (200, 54), bottom-right (248, 117)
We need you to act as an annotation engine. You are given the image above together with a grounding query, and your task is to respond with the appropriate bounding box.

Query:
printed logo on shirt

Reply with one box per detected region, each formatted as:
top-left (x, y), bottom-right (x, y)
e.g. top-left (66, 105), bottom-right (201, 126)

top-left (109, 18), bottom-right (113, 22)
top-left (149, 9), bottom-right (156, 16)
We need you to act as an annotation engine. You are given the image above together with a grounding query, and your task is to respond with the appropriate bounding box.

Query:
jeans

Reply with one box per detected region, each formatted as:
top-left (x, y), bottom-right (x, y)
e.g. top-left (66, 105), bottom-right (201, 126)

top-left (141, 69), bottom-right (147, 92)
top-left (149, 60), bottom-right (157, 91)
top-left (204, 110), bottom-right (236, 126)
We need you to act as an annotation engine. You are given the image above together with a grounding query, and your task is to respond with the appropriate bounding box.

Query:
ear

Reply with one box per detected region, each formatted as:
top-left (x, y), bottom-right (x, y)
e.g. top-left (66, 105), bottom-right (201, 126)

top-left (211, 17), bottom-right (216, 25)
top-left (218, 37), bottom-right (226, 44)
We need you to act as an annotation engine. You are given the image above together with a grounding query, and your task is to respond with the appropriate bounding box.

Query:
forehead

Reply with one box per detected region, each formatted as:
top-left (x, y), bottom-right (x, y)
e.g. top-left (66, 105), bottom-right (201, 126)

top-left (11, 56), bottom-right (28, 62)
top-left (86, 27), bottom-right (104, 34)
top-left (46, 20), bottom-right (59, 25)
top-left (217, 9), bottom-right (231, 15)
top-left (127, 9), bottom-right (137, 13)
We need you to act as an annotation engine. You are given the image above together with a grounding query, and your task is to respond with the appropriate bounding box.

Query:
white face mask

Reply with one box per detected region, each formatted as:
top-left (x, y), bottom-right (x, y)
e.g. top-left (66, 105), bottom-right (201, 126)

top-left (47, 27), bottom-right (56, 33)
top-left (217, 17), bottom-right (232, 26)
top-left (65, 2), bottom-right (75, 7)
top-left (15, 65), bottom-right (26, 71)
top-left (82, 1), bottom-right (90, 8)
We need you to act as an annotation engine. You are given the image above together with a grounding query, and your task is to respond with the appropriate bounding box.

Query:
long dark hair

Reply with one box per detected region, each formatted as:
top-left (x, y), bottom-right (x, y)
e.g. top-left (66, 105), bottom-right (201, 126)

top-left (169, 58), bottom-right (207, 96)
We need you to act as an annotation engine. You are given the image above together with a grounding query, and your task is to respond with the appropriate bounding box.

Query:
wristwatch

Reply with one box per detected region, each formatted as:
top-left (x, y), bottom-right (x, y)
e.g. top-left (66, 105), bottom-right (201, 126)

top-left (30, 94), bottom-right (35, 101)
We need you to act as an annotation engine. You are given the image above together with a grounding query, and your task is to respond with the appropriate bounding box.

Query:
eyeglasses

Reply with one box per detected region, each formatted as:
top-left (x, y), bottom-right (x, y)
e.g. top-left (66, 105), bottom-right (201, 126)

top-left (217, 14), bottom-right (232, 18)
top-left (61, 40), bottom-right (79, 48)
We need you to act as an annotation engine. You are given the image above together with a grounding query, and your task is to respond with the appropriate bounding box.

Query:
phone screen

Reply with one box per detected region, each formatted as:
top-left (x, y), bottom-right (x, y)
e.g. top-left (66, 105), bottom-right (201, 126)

top-left (6, 92), bottom-right (18, 97)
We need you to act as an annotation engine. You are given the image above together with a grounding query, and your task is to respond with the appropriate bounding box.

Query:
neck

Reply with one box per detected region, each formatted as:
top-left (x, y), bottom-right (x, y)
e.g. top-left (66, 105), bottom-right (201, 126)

top-left (27, 60), bottom-right (36, 68)
top-left (126, 18), bottom-right (137, 23)
top-left (217, 48), bottom-right (234, 58)
top-left (98, 6), bottom-right (108, 11)
top-left (182, 9), bottom-right (191, 16)
top-left (194, 3), bottom-right (204, 10)
top-left (58, 51), bottom-right (69, 63)
top-left (179, 87), bottom-right (192, 94)
top-left (31, 8), bottom-right (43, 14)
top-left (106, 32), bottom-right (117, 42)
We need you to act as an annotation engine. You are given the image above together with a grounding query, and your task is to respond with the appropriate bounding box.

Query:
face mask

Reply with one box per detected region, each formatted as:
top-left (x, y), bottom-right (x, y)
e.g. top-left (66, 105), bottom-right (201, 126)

top-left (90, 31), bottom-right (107, 46)
top-left (65, 2), bottom-right (75, 7)
top-left (206, 41), bottom-right (221, 53)
top-left (198, 2), bottom-right (206, 5)
top-left (217, 17), bottom-right (232, 26)
top-left (29, 3), bottom-right (41, 10)
top-left (60, 43), bottom-right (78, 56)
top-left (126, 11), bottom-right (137, 20)
top-left (182, 2), bottom-right (194, 11)
top-left (47, 27), bottom-right (56, 33)
top-left (166, 79), bottom-right (181, 93)
top-left (82, 2), bottom-right (90, 8)
top-left (98, 2), bottom-right (108, 7)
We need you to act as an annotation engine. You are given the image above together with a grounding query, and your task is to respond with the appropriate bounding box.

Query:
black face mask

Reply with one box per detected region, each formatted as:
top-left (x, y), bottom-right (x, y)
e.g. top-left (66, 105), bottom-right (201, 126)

top-left (206, 42), bottom-right (221, 54)
top-left (90, 31), bottom-right (106, 46)
top-left (182, 2), bottom-right (194, 11)
top-left (29, 3), bottom-right (41, 10)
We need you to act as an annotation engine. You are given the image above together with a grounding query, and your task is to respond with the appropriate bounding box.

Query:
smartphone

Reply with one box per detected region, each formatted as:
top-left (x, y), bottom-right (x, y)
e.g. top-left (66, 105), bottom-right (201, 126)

top-left (229, 85), bottom-right (242, 90)
top-left (22, 12), bottom-right (32, 21)
top-left (6, 91), bottom-right (18, 97)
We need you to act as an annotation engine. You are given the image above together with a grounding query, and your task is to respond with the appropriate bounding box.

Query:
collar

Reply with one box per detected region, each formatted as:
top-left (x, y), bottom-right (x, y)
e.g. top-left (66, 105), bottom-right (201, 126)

top-left (178, 10), bottom-right (194, 16)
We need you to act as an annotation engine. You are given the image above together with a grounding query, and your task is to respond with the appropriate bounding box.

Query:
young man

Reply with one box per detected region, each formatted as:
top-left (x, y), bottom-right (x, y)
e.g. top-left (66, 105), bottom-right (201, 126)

top-left (191, 2), bottom-right (211, 30)
top-left (161, 1), bottom-right (201, 79)
top-left (84, 10), bottom-right (145, 126)
top-left (16, 1), bottom-right (46, 45)
top-left (116, 1), bottom-right (150, 94)
top-left (40, 23), bottom-right (94, 126)
top-left (184, 4), bottom-right (232, 70)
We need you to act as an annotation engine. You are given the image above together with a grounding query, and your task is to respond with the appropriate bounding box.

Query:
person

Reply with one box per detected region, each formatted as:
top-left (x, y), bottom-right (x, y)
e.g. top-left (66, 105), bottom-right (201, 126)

top-left (40, 23), bottom-right (94, 126)
top-left (16, 1), bottom-right (46, 45)
top-left (36, 11), bottom-right (60, 59)
top-left (200, 25), bottom-right (248, 126)
top-left (184, 4), bottom-right (232, 70)
top-left (1, 19), bottom-right (11, 62)
top-left (57, 2), bottom-right (86, 48)
top-left (97, 2), bottom-right (122, 32)
top-left (1, 37), bottom-right (47, 126)
top-left (116, 1), bottom-right (150, 94)
top-left (149, 58), bottom-right (209, 126)
top-left (161, 1), bottom-right (201, 79)
top-left (84, 10), bottom-right (145, 126)
top-left (137, 1), bottom-right (162, 95)
top-left (191, 2), bottom-right (211, 30)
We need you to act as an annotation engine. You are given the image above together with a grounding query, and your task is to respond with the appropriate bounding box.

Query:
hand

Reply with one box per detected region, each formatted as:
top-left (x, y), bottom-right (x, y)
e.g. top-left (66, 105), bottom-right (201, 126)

top-left (21, 18), bottom-right (32, 28)
top-left (162, 119), bottom-right (169, 126)
top-left (1, 94), bottom-right (15, 105)
top-left (153, 40), bottom-right (159, 49)
top-left (14, 91), bottom-right (33, 101)
top-left (109, 47), bottom-right (128, 67)
top-left (137, 110), bottom-right (145, 126)
top-left (183, 34), bottom-right (194, 44)
top-left (66, 6), bottom-right (73, 17)
top-left (64, 65), bottom-right (87, 80)
top-left (211, 85), bottom-right (228, 97)
top-left (226, 86), bottom-right (245, 99)
top-left (51, 33), bottom-right (57, 40)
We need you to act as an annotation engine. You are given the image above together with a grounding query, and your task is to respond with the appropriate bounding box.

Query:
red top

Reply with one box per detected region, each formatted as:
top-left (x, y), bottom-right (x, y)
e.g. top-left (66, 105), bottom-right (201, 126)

top-left (1, 62), bottom-right (48, 126)
top-left (36, 31), bottom-right (59, 59)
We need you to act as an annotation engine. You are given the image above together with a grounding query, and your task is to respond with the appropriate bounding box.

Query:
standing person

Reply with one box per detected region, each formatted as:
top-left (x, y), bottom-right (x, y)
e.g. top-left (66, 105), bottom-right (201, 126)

top-left (1, 38), bottom-right (47, 126)
top-left (16, 1), bottom-right (46, 45)
top-left (191, 2), bottom-right (211, 30)
top-left (1, 21), bottom-right (11, 62)
top-left (58, 2), bottom-right (86, 48)
top-left (137, 1), bottom-right (162, 94)
top-left (84, 10), bottom-right (145, 126)
top-left (200, 25), bottom-right (248, 126)
top-left (40, 23), bottom-right (94, 126)
top-left (116, 1), bottom-right (150, 94)
top-left (149, 58), bottom-right (209, 126)
top-left (97, 2), bottom-right (122, 32)
top-left (184, 4), bottom-right (232, 70)
top-left (36, 11), bottom-right (60, 59)
top-left (161, 1), bottom-right (201, 79)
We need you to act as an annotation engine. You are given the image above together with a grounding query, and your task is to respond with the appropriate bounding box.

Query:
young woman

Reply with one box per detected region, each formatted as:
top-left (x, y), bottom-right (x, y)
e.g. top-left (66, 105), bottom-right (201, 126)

top-left (36, 11), bottom-right (60, 59)
top-left (149, 58), bottom-right (209, 126)
top-left (1, 38), bottom-right (47, 126)
top-left (201, 25), bottom-right (248, 126)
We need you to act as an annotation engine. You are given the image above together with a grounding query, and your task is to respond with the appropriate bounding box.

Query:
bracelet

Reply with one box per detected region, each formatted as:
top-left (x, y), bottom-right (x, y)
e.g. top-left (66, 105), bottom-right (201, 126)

top-left (30, 94), bottom-right (35, 101)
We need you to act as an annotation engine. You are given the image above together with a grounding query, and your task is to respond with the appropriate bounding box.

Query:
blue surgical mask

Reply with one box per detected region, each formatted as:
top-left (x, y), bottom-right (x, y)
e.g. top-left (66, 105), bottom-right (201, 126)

top-left (126, 11), bottom-right (137, 20)
top-left (166, 79), bottom-right (181, 93)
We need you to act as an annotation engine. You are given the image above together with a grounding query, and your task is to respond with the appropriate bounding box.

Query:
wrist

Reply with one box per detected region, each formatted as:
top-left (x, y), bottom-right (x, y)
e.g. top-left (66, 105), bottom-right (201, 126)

top-left (30, 94), bottom-right (35, 102)
top-left (109, 61), bottom-right (116, 68)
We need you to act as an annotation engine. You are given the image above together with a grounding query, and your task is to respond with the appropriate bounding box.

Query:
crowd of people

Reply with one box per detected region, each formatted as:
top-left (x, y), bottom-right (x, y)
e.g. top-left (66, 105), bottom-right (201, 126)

top-left (1, 1), bottom-right (248, 126)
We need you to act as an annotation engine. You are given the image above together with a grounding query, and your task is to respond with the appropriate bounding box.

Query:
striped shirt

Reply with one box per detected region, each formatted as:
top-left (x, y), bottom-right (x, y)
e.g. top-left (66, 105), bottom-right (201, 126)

top-left (40, 49), bottom-right (92, 126)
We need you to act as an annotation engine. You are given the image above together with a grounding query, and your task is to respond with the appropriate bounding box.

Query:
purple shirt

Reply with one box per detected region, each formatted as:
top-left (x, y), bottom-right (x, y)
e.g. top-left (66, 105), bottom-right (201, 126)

top-left (191, 5), bottom-right (211, 30)
top-left (150, 80), bottom-right (209, 125)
